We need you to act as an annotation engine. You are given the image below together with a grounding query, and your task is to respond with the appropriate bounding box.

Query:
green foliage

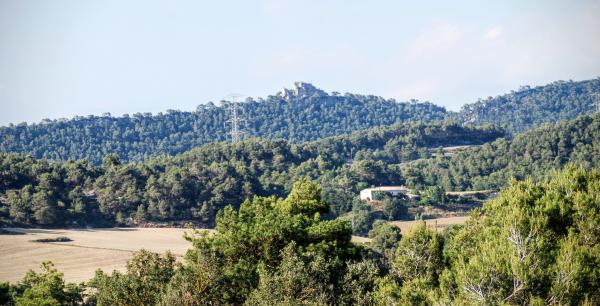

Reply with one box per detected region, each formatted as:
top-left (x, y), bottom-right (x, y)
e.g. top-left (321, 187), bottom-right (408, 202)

top-left (404, 113), bottom-right (600, 191)
top-left (0, 121), bottom-right (501, 227)
top-left (89, 250), bottom-right (176, 306)
top-left (382, 195), bottom-right (409, 220)
top-left (161, 180), bottom-right (362, 304)
top-left (338, 260), bottom-right (381, 305)
top-left (0, 282), bottom-right (11, 306)
top-left (0, 83), bottom-right (447, 163)
top-left (456, 78), bottom-right (600, 134)
top-left (280, 179), bottom-right (328, 216)
top-left (369, 166), bottom-right (600, 304)
top-left (245, 244), bottom-right (336, 305)
top-left (157, 246), bottom-right (225, 305)
top-left (419, 186), bottom-right (446, 206)
top-left (245, 244), bottom-right (381, 306)
top-left (444, 166), bottom-right (600, 304)
top-left (349, 198), bottom-right (374, 235)
top-left (368, 221), bottom-right (402, 263)
top-left (393, 222), bottom-right (444, 286)
top-left (2, 79), bottom-right (598, 164)
top-left (6, 166), bottom-right (600, 305)
top-left (11, 262), bottom-right (84, 306)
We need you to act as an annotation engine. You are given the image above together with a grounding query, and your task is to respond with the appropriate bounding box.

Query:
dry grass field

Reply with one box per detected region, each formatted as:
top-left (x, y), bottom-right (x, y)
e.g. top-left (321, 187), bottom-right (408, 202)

top-left (1, 227), bottom-right (375, 283)
top-left (0, 227), bottom-right (206, 283)
top-left (389, 216), bottom-right (469, 234)
top-left (350, 235), bottom-right (372, 244)
top-left (0, 218), bottom-right (468, 283)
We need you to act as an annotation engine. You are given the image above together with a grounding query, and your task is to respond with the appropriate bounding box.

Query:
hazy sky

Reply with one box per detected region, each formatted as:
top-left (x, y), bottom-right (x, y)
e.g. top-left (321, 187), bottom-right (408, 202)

top-left (1, 0), bottom-right (599, 125)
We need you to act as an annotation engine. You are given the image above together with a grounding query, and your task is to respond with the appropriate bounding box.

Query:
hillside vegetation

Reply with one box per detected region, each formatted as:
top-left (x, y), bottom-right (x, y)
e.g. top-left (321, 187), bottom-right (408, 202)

top-left (403, 112), bottom-right (600, 190)
top-left (1, 112), bottom-right (599, 229)
top-left (2, 166), bottom-right (599, 305)
top-left (0, 82), bottom-right (446, 163)
top-left (0, 122), bottom-right (502, 227)
top-left (1, 78), bottom-right (598, 163)
top-left (1, 80), bottom-right (600, 305)
top-left (457, 78), bottom-right (600, 134)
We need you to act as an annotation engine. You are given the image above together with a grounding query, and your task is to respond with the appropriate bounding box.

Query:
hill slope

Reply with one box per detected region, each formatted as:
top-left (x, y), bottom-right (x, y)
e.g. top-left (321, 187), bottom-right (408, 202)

top-left (457, 78), bottom-right (600, 134)
top-left (1, 112), bottom-right (598, 228)
top-left (0, 122), bottom-right (503, 227)
top-left (0, 78), bottom-right (598, 163)
top-left (403, 113), bottom-right (600, 190)
top-left (0, 82), bottom-right (446, 163)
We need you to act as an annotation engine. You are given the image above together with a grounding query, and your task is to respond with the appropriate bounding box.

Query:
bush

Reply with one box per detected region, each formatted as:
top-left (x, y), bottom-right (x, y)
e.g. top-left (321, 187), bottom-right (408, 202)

top-left (31, 237), bottom-right (72, 243)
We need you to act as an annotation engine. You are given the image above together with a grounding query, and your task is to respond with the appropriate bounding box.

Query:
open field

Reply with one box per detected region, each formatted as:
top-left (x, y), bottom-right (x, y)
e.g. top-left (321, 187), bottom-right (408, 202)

top-left (389, 216), bottom-right (470, 234)
top-left (350, 235), bottom-right (372, 244)
top-left (0, 227), bottom-right (203, 283)
top-left (0, 218), bottom-right (468, 283)
top-left (0, 227), bottom-right (375, 283)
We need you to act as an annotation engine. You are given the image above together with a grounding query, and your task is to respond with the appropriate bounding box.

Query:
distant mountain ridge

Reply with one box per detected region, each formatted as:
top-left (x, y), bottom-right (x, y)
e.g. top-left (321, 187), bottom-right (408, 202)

top-left (455, 78), bottom-right (600, 133)
top-left (0, 77), bottom-right (598, 163)
top-left (0, 82), bottom-right (447, 163)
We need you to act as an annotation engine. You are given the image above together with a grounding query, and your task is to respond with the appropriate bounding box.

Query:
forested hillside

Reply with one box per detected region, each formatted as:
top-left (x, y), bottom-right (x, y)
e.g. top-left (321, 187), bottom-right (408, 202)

top-left (0, 122), bottom-right (502, 227)
top-left (2, 112), bottom-right (600, 229)
top-left (403, 112), bottom-right (600, 190)
top-left (1, 78), bottom-right (598, 164)
top-left (3, 166), bottom-right (600, 305)
top-left (0, 82), bottom-right (446, 163)
top-left (457, 78), bottom-right (600, 134)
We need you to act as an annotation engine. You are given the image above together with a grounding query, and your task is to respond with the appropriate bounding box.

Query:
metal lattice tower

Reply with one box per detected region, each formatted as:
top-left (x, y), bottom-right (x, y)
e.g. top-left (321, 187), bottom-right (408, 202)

top-left (594, 93), bottom-right (600, 113)
top-left (225, 94), bottom-right (245, 143)
top-left (230, 101), bottom-right (241, 142)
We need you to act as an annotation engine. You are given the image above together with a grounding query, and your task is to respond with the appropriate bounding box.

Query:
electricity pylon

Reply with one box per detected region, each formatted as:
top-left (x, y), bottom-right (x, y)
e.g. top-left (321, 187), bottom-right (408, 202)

top-left (224, 94), bottom-right (246, 143)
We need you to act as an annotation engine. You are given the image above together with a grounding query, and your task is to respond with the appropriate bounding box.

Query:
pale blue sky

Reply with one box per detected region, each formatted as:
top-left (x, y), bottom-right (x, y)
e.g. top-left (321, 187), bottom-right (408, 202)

top-left (1, 0), bottom-right (599, 125)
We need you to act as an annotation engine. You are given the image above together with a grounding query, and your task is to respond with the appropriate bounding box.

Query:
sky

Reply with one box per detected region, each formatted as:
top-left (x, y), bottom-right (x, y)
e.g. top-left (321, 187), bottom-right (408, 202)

top-left (1, 0), bottom-right (599, 125)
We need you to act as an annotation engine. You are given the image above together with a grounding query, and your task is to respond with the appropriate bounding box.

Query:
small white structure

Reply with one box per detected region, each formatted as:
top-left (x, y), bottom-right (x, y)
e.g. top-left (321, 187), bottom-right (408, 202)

top-left (359, 186), bottom-right (416, 201)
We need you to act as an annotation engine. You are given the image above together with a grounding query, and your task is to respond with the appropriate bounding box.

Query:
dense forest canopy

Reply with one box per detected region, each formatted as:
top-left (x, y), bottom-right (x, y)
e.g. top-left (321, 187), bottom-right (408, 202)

top-left (1, 112), bottom-right (599, 229)
top-left (0, 121), bottom-right (503, 227)
top-left (456, 78), bottom-right (600, 134)
top-left (403, 113), bottom-right (600, 191)
top-left (0, 82), bottom-right (446, 163)
top-left (1, 78), bottom-right (598, 163)
top-left (2, 166), bottom-right (599, 305)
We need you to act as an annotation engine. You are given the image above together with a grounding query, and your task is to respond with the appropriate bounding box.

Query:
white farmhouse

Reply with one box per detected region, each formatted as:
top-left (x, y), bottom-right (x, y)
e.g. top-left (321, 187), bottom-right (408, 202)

top-left (359, 186), bottom-right (417, 201)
